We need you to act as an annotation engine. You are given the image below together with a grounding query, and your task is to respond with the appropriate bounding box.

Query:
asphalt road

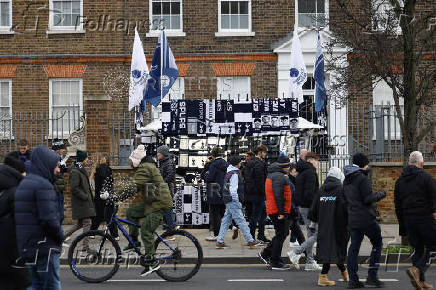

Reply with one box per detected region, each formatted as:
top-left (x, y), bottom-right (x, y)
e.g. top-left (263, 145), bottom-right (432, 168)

top-left (60, 264), bottom-right (435, 290)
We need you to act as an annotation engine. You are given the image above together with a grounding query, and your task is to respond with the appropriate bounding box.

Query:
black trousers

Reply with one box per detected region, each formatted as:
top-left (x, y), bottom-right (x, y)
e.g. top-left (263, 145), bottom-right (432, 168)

top-left (262, 215), bottom-right (290, 263)
top-left (289, 218), bottom-right (306, 245)
top-left (321, 263), bottom-right (346, 274)
top-left (90, 200), bottom-right (118, 237)
top-left (209, 204), bottom-right (226, 237)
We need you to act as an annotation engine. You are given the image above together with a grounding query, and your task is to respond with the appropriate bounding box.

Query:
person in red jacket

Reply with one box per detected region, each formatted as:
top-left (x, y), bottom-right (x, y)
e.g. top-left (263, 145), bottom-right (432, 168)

top-left (258, 154), bottom-right (292, 270)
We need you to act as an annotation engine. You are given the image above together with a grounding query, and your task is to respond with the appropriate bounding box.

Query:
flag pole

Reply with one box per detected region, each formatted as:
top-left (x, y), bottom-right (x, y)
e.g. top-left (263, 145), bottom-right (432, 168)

top-left (160, 29), bottom-right (164, 121)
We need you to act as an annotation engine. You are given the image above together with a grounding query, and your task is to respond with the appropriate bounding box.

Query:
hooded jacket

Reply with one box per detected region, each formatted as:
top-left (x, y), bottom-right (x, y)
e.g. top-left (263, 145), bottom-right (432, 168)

top-left (159, 156), bottom-right (176, 196)
top-left (15, 146), bottom-right (63, 260)
top-left (204, 158), bottom-right (228, 204)
top-left (394, 165), bottom-right (436, 235)
top-left (69, 163), bottom-right (96, 220)
top-left (265, 163), bottom-right (292, 215)
top-left (294, 161), bottom-right (319, 208)
top-left (343, 165), bottom-right (384, 229)
top-left (222, 165), bottom-right (244, 204)
top-left (310, 176), bottom-right (349, 264)
top-left (243, 156), bottom-right (267, 198)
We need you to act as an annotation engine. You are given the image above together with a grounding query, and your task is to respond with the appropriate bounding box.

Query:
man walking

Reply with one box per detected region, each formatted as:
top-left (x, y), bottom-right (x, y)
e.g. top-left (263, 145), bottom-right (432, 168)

top-left (52, 138), bottom-right (68, 225)
top-left (343, 153), bottom-right (387, 288)
top-left (395, 151), bottom-right (436, 290)
top-left (289, 152), bottom-right (322, 271)
top-left (15, 146), bottom-right (63, 290)
top-left (244, 144), bottom-right (269, 243)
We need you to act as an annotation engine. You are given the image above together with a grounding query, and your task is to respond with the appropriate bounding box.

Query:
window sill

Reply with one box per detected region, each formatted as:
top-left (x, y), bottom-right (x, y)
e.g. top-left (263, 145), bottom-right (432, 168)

top-left (215, 31), bottom-right (255, 37)
top-left (46, 29), bottom-right (86, 35)
top-left (0, 30), bottom-right (14, 35)
top-left (146, 31), bottom-right (186, 37)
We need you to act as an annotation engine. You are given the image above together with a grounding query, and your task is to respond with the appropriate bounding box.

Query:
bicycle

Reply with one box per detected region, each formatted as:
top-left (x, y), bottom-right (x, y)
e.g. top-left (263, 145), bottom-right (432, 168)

top-left (67, 196), bottom-right (203, 283)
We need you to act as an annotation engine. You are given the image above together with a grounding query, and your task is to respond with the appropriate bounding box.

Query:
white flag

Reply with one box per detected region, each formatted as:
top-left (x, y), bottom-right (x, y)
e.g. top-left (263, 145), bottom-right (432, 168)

top-left (289, 26), bottom-right (307, 104)
top-left (128, 27), bottom-right (149, 111)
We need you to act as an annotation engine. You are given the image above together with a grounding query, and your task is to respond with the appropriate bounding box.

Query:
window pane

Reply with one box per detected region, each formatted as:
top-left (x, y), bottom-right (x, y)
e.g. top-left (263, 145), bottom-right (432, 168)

top-left (63, 1), bottom-right (72, 14)
top-left (299, 13), bottom-right (315, 27)
top-left (53, 1), bottom-right (62, 13)
top-left (230, 1), bottom-right (238, 14)
top-left (72, 13), bottom-right (80, 26)
top-left (171, 2), bottom-right (180, 14)
top-left (231, 15), bottom-right (238, 29)
top-left (240, 1), bottom-right (248, 14)
top-left (0, 2), bottom-right (9, 26)
top-left (162, 2), bottom-right (170, 14)
top-left (240, 15), bottom-right (248, 29)
top-left (1, 82), bottom-right (9, 106)
top-left (221, 15), bottom-right (229, 29)
top-left (221, 1), bottom-right (229, 14)
top-left (70, 81), bottom-right (80, 100)
top-left (162, 15), bottom-right (170, 29)
top-left (152, 2), bottom-right (161, 15)
top-left (317, 0), bottom-right (325, 13)
top-left (152, 16), bottom-right (161, 29)
top-left (64, 14), bottom-right (72, 26)
top-left (52, 81), bottom-right (61, 95)
top-left (72, 1), bottom-right (80, 14)
top-left (298, 0), bottom-right (315, 13)
top-left (171, 15), bottom-right (180, 29)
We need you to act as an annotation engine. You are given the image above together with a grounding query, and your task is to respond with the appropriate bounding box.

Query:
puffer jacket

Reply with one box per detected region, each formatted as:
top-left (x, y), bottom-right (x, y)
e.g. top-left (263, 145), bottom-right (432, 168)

top-left (15, 146), bottom-right (63, 261)
top-left (204, 158), bottom-right (228, 204)
top-left (265, 163), bottom-right (292, 215)
top-left (295, 161), bottom-right (319, 208)
top-left (243, 156), bottom-right (267, 199)
top-left (159, 156), bottom-right (176, 196)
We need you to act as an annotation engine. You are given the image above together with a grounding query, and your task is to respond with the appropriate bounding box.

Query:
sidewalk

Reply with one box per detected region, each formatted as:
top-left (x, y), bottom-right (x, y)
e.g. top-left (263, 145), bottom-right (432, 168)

top-left (60, 224), bottom-right (401, 264)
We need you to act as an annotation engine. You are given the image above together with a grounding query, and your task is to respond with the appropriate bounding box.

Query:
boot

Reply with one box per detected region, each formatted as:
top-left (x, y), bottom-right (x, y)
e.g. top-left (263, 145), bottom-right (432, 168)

top-left (421, 281), bottom-right (434, 290)
top-left (341, 269), bottom-right (349, 282)
top-left (318, 274), bottom-right (336, 286)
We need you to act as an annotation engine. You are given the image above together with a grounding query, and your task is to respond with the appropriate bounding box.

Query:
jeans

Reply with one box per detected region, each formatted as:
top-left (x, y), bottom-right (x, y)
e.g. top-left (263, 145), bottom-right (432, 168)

top-left (217, 201), bottom-right (253, 244)
top-left (210, 204), bottom-right (225, 237)
top-left (347, 222), bottom-right (383, 282)
top-left (27, 253), bottom-right (61, 290)
top-left (262, 215), bottom-right (290, 263)
top-left (248, 195), bottom-right (267, 239)
top-left (163, 209), bottom-right (176, 229)
top-left (58, 192), bottom-right (64, 225)
top-left (404, 215), bottom-right (436, 282)
top-left (294, 207), bottom-right (316, 263)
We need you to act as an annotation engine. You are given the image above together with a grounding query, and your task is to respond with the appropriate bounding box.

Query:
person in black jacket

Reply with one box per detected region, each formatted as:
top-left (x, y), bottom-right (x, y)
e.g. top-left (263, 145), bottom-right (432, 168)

top-left (289, 152), bottom-right (321, 271)
top-left (52, 138), bottom-right (68, 226)
top-left (204, 147), bottom-right (228, 240)
top-left (9, 139), bottom-right (32, 173)
top-left (0, 156), bottom-right (32, 290)
top-left (343, 153), bottom-right (386, 289)
top-left (157, 145), bottom-right (178, 230)
top-left (309, 167), bottom-right (349, 287)
top-left (15, 146), bottom-right (63, 290)
top-left (287, 163), bottom-right (306, 248)
top-left (394, 151), bottom-right (436, 290)
top-left (244, 144), bottom-right (269, 243)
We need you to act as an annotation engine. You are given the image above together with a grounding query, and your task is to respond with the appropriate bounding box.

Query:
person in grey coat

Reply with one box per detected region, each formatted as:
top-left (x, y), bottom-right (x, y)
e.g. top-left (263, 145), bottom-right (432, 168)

top-left (64, 150), bottom-right (96, 249)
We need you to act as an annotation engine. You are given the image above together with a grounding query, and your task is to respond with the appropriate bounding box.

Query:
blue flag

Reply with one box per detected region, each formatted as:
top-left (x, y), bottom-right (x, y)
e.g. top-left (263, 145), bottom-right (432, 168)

top-left (314, 33), bottom-right (326, 113)
top-left (143, 31), bottom-right (178, 108)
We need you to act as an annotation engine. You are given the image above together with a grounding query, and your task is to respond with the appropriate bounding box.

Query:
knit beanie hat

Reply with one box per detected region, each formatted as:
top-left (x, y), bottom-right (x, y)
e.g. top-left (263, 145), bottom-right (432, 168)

top-left (76, 150), bottom-right (88, 163)
top-left (277, 154), bottom-right (291, 168)
top-left (228, 155), bottom-right (242, 166)
top-left (129, 144), bottom-right (147, 168)
top-left (327, 167), bottom-right (345, 183)
top-left (352, 152), bottom-right (369, 169)
top-left (52, 138), bottom-right (65, 151)
top-left (157, 145), bottom-right (170, 157)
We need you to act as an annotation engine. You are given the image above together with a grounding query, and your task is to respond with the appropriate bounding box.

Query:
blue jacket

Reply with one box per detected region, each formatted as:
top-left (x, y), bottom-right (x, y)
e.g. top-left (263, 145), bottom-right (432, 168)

top-left (15, 146), bottom-right (63, 260)
top-left (204, 158), bottom-right (228, 205)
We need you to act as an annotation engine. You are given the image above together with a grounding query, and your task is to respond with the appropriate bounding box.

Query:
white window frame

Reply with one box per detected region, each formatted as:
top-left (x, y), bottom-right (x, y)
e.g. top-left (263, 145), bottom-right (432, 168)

top-left (295, 0), bottom-right (329, 30)
top-left (153, 77), bottom-right (185, 120)
top-left (216, 0), bottom-right (255, 37)
top-left (48, 0), bottom-right (85, 34)
top-left (147, 0), bottom-right (186, 38)
top-left (0, 0), bottom-right (12, 33)
top-left (371, 0), bottom-right (402, 34)
top-left (0, 79), bottom-right (12, 138)
top-left (216, 76), bottom-right (251, 100)
top-left (49, 78), bottom-right (83, 136)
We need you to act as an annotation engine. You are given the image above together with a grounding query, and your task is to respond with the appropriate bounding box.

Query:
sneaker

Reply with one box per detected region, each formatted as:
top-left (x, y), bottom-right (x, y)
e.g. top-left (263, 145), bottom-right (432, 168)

top-left (11, 257), bottom-right (26, 269)
top-left (232, 227), bottom-right (239, 240)
top-left (258, 252), bottom-right (270, 265)
top-left (247, 240), bottom-right (263, 249)
top-left (140, 260), bottom-right (161, 277)
top-left (270, 261), bottom-right (291, 271)
top-left (123, 241), bottom-right (141, 252)
top-left (287, 250), bottom-right (301, 270)
top-left (114, 236), bottom-right (120, 241)
top-left (205, 235), bottom-right (218, 241)
top-left (89, 235), bottom-right (95, 239)
top-left (305, 261), bottom-right (322, 271)
top-left (289, 241), bottom-right (299, 247)
top-left (348, 280), bottom-right (365, 289)
top-left (258, 236), bottom-right (271, 243)
top-left (216, 242), bottom-right (229, 249)
top-left (365, 276), bottom-right (385, 288)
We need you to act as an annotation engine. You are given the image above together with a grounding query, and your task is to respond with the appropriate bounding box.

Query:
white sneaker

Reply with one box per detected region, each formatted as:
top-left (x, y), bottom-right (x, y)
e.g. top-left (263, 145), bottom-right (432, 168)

top-left (289, 241), bottom-right (299, 247)
top-left (205, 235), bottom-right (218, 241)
top-left (62, 243), bottom-right (70, 248)
top-left (287, 250), bottom-right (301, 270)
top-left (304, 261), bottom-right (322, 271)
top-left (114, 237), bottom-right (120, 241)
top-left (89, 236), bottom-right (95, 239)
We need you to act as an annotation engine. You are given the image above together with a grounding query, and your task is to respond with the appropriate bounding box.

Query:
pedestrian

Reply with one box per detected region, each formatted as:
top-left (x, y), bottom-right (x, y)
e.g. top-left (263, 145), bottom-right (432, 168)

top-left (0, 155), bottom-right (32, 290)
top-left (203, 147), bottom-right (231, 241)
top-left (289, 152), bottom-right (322, 271)
top-left (258, 154), bottom-right (292, 270)
top-left (89, 154), bottom-right (119, 239)
top-left (15, 146), bottom-right (63, 290)
top-left (124, 145), bottom-right (173, 276)
top-left (241, 151), bottom-right (255, 222)
top-left (287, 163), bottom-right (306, 249)
top-left (343, 152), bottom-right (387, 288)
top-left (394, 151), bottom-right (436, 290)
top-left (52, 138), bottom-right (68, 225)
top-left (9, 139), bottom-right (32, 172)
top-left (156, 145), bottom-right (178, 231)
top-left (215, 155), bottom-right (260, 249)
top-left (309, 167), bottom-right (349, 286)
top-left (244, 144), bottom-right (270, 243)
top-left (64, 150), bottom-right (96, 249)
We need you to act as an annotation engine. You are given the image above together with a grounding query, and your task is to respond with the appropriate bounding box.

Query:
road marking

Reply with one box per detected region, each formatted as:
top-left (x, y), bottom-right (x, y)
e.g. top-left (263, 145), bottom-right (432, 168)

top-left (108, 279), bottom-right (165, 282)
top-left (228, 279), bottom-right (284, 282)
top-left (338, 279), bottom-right (399, 282)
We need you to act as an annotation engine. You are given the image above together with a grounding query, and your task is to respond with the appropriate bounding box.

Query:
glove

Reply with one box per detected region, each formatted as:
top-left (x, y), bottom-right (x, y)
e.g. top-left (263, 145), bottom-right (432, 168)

top-left (375, 190), bottom-right (386, 201)
top-left (100, 191), bottom-right (109, 200)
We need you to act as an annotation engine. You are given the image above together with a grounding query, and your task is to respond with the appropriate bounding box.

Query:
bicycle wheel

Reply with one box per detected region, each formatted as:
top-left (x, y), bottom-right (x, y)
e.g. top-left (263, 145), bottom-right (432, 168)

top-left (68, 230), bottom-right (121, 283)
top-left (154, 229), bottom-right (203, 282)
